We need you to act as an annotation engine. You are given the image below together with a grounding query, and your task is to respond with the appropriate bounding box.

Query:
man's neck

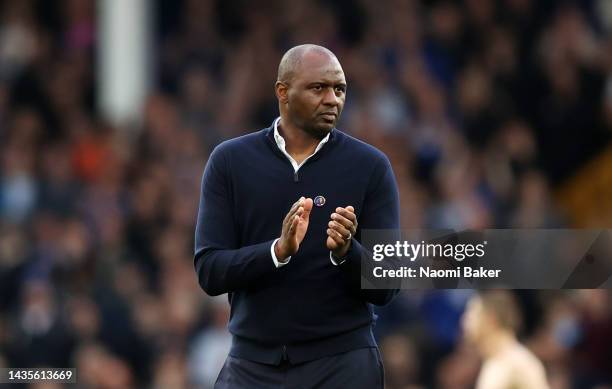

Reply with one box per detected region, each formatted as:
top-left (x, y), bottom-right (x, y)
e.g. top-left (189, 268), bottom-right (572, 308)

top-left (278, 118), bottom-right (321, 162)
top-left (479, 330), bottom-right (517, 359)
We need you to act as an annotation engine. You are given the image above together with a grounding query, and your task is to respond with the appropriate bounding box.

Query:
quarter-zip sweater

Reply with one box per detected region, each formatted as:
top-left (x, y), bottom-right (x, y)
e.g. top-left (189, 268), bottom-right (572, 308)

top-left (194, 122), bottom-right (400, 365)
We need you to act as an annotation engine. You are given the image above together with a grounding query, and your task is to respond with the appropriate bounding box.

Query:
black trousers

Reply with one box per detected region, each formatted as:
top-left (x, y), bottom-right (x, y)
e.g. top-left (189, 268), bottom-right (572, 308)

top-left (214, 347), bottom-right (385, 389)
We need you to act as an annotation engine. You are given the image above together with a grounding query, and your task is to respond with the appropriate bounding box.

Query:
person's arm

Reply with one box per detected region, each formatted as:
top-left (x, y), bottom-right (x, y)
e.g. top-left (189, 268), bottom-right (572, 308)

top-left (333, 154), bottom-right (401, 306)
top-left (194, 146), bottom-right (277, 296)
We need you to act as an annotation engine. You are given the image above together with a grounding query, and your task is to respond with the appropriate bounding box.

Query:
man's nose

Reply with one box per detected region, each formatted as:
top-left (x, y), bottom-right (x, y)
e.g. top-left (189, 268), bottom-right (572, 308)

top-left (322, 87), bottom-right (340, 106)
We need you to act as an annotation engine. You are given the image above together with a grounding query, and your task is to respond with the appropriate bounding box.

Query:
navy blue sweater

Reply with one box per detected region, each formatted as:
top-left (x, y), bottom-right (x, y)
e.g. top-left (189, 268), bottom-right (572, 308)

top-left (194, 123), bottom-right (400, 364)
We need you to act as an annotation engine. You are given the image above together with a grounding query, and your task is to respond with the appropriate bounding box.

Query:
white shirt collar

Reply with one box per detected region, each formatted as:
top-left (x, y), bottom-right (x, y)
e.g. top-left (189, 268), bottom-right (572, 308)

top-left (272, 117), bottom-right (330, 172)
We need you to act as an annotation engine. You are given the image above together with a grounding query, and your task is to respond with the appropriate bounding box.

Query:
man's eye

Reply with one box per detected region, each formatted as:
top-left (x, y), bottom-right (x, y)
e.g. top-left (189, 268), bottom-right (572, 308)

top-left (335, 86), bottom-right (346, 93)
top-left (312, 85), bottom-right (322, 91)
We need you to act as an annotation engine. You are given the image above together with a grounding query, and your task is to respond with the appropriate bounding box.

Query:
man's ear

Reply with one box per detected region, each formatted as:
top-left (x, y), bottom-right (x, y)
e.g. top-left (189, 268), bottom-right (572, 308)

top-left (275, 81), bottom-right (289, 104)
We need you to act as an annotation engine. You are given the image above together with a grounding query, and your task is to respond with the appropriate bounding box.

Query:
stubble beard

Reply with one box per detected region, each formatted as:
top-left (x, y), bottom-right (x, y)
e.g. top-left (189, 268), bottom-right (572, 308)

top-left (302, 116), bottom-right (338, 140)
top-left (303, 125), bottom-right (332, 140)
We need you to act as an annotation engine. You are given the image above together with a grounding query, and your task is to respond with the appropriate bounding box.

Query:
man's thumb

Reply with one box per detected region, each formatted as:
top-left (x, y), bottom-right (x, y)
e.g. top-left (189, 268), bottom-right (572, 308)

top-left (302, 198), bottom-right (314, 219)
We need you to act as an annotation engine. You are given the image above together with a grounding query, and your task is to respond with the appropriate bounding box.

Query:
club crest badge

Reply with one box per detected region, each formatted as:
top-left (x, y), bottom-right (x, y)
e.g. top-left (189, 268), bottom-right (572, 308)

top-left (314, 196), bottom-right (326, 207)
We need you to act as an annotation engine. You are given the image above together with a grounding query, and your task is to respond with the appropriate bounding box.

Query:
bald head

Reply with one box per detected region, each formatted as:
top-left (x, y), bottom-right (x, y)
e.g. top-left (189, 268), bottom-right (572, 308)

top-left (274, 44), bottom-right (346, 139)
top-left (277, 44), bottom-right (340, 84)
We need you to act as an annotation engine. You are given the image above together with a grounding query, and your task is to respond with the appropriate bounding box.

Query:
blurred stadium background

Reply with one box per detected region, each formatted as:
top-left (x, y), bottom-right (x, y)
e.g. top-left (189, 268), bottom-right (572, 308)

top-left (0, 0), bottom-right (611, 388)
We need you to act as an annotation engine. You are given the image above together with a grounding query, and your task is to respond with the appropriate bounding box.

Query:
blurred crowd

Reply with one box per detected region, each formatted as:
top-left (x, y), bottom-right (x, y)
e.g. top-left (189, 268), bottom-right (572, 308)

top-left (0, 0), bottom-right (611, 388)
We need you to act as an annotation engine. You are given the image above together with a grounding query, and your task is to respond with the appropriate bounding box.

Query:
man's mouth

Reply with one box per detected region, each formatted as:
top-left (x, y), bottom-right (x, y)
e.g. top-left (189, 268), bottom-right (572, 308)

top-left (319, 112), bottom-right (337, 121)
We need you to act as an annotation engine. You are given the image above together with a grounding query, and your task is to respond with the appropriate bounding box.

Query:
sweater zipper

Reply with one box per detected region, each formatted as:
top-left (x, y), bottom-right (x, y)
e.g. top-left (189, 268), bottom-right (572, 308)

top-left (290, 137), bottom-right (333, 182)
top-left (265, 130), bottom-right (331, 183)
top-left (292, 155), bottom-right (319, 183)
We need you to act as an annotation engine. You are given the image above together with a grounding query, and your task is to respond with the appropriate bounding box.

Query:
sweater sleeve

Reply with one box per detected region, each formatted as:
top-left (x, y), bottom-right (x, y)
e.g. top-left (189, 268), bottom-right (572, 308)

top-left (337, 153), bottom-right (402, 306)
top-left (194, 145), bottom-right (277, 296)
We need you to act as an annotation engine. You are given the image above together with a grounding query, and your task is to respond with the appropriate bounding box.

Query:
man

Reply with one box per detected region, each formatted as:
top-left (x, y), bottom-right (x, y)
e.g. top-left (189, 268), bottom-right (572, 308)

top-left (462, 291), bottom-right (550, 389)
top-left (194, 44), bottom-right (400, 388)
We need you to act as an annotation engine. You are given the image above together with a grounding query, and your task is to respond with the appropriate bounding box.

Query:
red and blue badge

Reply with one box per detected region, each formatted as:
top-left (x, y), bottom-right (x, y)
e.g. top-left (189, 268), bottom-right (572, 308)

top-left (314, 196), bottom-right (326, 207)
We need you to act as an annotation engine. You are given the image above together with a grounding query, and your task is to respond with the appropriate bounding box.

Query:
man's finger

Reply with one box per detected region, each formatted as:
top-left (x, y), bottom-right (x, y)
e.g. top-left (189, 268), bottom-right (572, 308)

top-left (284, 197), bottom-right (305, 224)
top-left (286, 206), bottom-right (303, 231)
top-left (330, 212), bottom-right (353, 230)
top-left (327, 228), bottom-right (346, 244)
top-left (335, 207), bottom-right (357, 223)
top-left (301, 198), bottom-right (313, 220)
top-left (288, 214), bottom-right (299, 236)
top-left (328, 220), bottom-right (350, 238)
top-left (290, 197), bottom-right (305, 214)
top-left (326, 236), bottom-right (340, 250)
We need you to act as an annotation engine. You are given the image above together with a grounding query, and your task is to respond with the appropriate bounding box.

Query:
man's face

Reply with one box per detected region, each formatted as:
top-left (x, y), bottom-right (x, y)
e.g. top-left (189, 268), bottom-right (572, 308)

top-left (284, 54), bottom-right (346, 139)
